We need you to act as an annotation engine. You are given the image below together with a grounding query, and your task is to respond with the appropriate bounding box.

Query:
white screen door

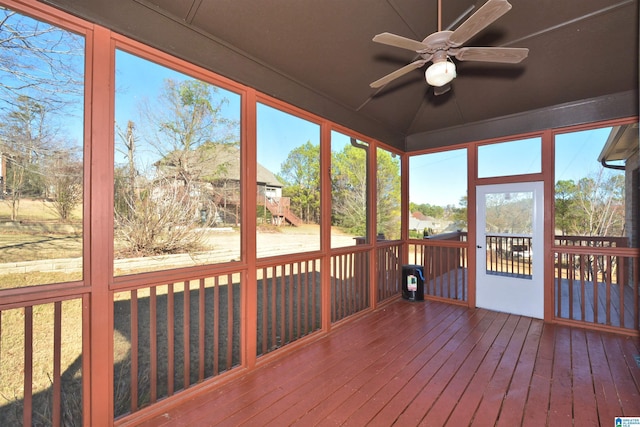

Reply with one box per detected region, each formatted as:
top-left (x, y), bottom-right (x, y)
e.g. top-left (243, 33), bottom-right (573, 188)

top-left (476, 182), bottom-right (544, 319)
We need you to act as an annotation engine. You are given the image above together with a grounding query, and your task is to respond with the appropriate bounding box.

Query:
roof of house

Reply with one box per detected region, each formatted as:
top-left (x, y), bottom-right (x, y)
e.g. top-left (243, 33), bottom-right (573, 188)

top-left (158, 144), bottom-right (283, 187)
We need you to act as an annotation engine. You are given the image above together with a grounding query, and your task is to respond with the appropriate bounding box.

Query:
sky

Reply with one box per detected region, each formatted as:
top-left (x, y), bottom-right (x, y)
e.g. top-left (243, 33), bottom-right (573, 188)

top-left (256, 103), bottom-right (320, 173)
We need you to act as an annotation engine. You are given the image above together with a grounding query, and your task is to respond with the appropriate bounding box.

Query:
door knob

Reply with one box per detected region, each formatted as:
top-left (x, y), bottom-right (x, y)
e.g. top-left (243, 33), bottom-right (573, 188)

top-left (477, 245), bottom-right (482, 248)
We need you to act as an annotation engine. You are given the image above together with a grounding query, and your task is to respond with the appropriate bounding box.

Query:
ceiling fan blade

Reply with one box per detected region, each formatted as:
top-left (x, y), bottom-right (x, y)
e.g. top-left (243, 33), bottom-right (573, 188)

top-left (454, 47), bottom-right (529, 63)
top-left (372, 32), bottom-right (429, 52)
top-left (433, 84), bottom-right (451, 96)
top-left (370, 59), bottom-right (429, 88)
top-left (449, 0), bottom-right (512, 47)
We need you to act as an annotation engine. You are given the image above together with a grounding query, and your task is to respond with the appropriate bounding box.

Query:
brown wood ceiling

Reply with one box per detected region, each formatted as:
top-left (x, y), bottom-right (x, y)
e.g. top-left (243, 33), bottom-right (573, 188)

top-left (42, 0), bottom-right (638, 150)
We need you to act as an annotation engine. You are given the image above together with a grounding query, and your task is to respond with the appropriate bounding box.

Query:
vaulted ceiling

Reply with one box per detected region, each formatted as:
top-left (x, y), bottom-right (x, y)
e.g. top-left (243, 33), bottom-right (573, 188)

top-left (43, 0), bottom-right (639, 151)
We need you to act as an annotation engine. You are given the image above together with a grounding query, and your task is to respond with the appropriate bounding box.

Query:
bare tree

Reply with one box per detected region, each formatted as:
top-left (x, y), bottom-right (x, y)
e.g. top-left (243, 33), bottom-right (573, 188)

top-left (115, 178), bottom-right (209, 256)
top-left (331, 143), bottom-right (368, 236)
top-left (140, 79), bottom-right (238, 187)
top-left (46, 150), bottom-right (82, 221)
top-left (1, 95), bottom-right (50, 219)
top-left (0, 7), bottom-right (84, 220)
top-left (0, 7), bottom-right (84, 113)
top-left (573, 170), bottom-right (625, 237)
top-left (114, 120), bottom-right (219, 257)
top-left (113, 78), bottom-right (240, 257)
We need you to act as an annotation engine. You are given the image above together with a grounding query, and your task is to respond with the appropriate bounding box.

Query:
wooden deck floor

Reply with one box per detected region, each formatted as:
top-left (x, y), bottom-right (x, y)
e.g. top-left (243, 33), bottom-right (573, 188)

top-left (138, 298), bottom-right (640, 426)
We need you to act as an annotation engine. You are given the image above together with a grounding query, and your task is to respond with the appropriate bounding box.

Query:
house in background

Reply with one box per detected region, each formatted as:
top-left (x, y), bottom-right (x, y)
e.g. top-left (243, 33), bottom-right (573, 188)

top-left (408, 211), bottom-right (454, 235)
top-left (154, 143), bottom-right (284, 226)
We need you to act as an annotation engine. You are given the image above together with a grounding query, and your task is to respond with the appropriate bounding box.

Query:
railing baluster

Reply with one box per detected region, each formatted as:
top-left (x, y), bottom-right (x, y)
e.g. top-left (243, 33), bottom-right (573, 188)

top-left (130, 290), bottom-right (138, 411)
top-left (605, 255), bottom-right (612, 326)
top-left (53, 302), bottom-right (62, 427)
top-left (24, 306), bottom-right (33, 427)
top-left (634, 257), bottom-right (639, 330)
top-left (199, 278), bottom-right (205, 382)
top-left (302, 261), bottom-right (309, 334)
top-left (348, 253), bottom-right (355, 313)
top-left (260, 268), bottom-right (268, 354)
top-left (150, 287), bottom-right (157, 403)
top-left (269, 267), bottom-right (276, 351)
top-left (226, 273), bottom-right (234, 370)
top-left (183, 280), bottom-right (190, 390)
top-left (213, 276), bottom-right (220, 375)
top-left (297, 262), bottom-right (303, 335)
top-left (167, 283), bottom-right (174, 396)
top-left (311, 260), bottom-right (317, 331)
top-left (279, 264), bottom-right (286, 345)
top-left (556, 257), bottom-right (563, 318)
top-left (288, 264), bottom-right (294, 344)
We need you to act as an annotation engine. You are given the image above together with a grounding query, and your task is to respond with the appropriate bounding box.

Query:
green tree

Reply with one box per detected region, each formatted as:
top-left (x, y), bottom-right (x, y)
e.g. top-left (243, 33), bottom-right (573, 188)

top-left (376, 149), bottom-right (401, 239)
top-left (451, 196), bottom-right (468, 230)
top-left (332, 143), bottom-right (367, 236)
top-left (555, 179), bottom-right (578, 235)
top-left (409, 202), bottom-right (445, 218)
top-left (278, 141), bottom-right (320, 223)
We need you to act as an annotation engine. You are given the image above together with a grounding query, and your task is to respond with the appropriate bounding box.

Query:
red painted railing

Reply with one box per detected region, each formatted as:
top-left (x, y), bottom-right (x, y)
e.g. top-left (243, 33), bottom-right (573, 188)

top-left (409, 232), bottom-right (469, 303)
top-left (112, 272), bottom-right (242, 419)
top-left (257, 258), bottom-right (322, 356)
top-left (0, 295), bottom-right (85, 425)
top-left (331, 248), bottom-right (370, 323)
top-left (376, 241), bottom-right (402, 302)
top-left (553, 235), bottom-right (638, 332)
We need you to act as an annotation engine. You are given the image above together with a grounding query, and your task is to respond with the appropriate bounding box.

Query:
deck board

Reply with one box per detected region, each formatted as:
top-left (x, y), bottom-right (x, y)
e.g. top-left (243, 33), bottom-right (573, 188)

top-left (136, 299), bottom-right (640, 427)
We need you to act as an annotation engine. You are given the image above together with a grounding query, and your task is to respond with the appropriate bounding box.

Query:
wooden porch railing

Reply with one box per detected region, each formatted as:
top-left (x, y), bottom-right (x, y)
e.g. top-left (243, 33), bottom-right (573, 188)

top-left (408, 232), bottom-right (468, 303)
top-left (256, 258), bottom-right (322, 357)
top-left (553, 236), bottom-right (638, 332)
top-left (376, 241), bottom-right (402, 302)
top-left (0, 295), bottom-right (85, 426)
top-left (112, 272), bottom-right (242, 419)
top-left (1, 234), bottom-right (636, 426)
top-left (331, 248), bottom-right (370, 323)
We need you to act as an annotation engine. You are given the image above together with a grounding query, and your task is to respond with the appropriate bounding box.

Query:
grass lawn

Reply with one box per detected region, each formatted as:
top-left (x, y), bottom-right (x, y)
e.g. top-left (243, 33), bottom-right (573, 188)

top-left (0, 198), bottom-right (82, 222)
top-left (0, 233), bottom-right (82, 263)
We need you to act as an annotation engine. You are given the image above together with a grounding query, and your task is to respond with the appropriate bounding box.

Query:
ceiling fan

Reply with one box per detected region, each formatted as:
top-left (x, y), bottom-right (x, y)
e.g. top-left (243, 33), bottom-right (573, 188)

top-left (370, 0), bottom-right (529, 95)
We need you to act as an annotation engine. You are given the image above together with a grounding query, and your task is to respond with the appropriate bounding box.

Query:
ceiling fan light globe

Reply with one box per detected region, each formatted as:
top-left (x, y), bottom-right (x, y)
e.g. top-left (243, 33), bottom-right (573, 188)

top-left (425, 61), bottom-right (456, 87)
